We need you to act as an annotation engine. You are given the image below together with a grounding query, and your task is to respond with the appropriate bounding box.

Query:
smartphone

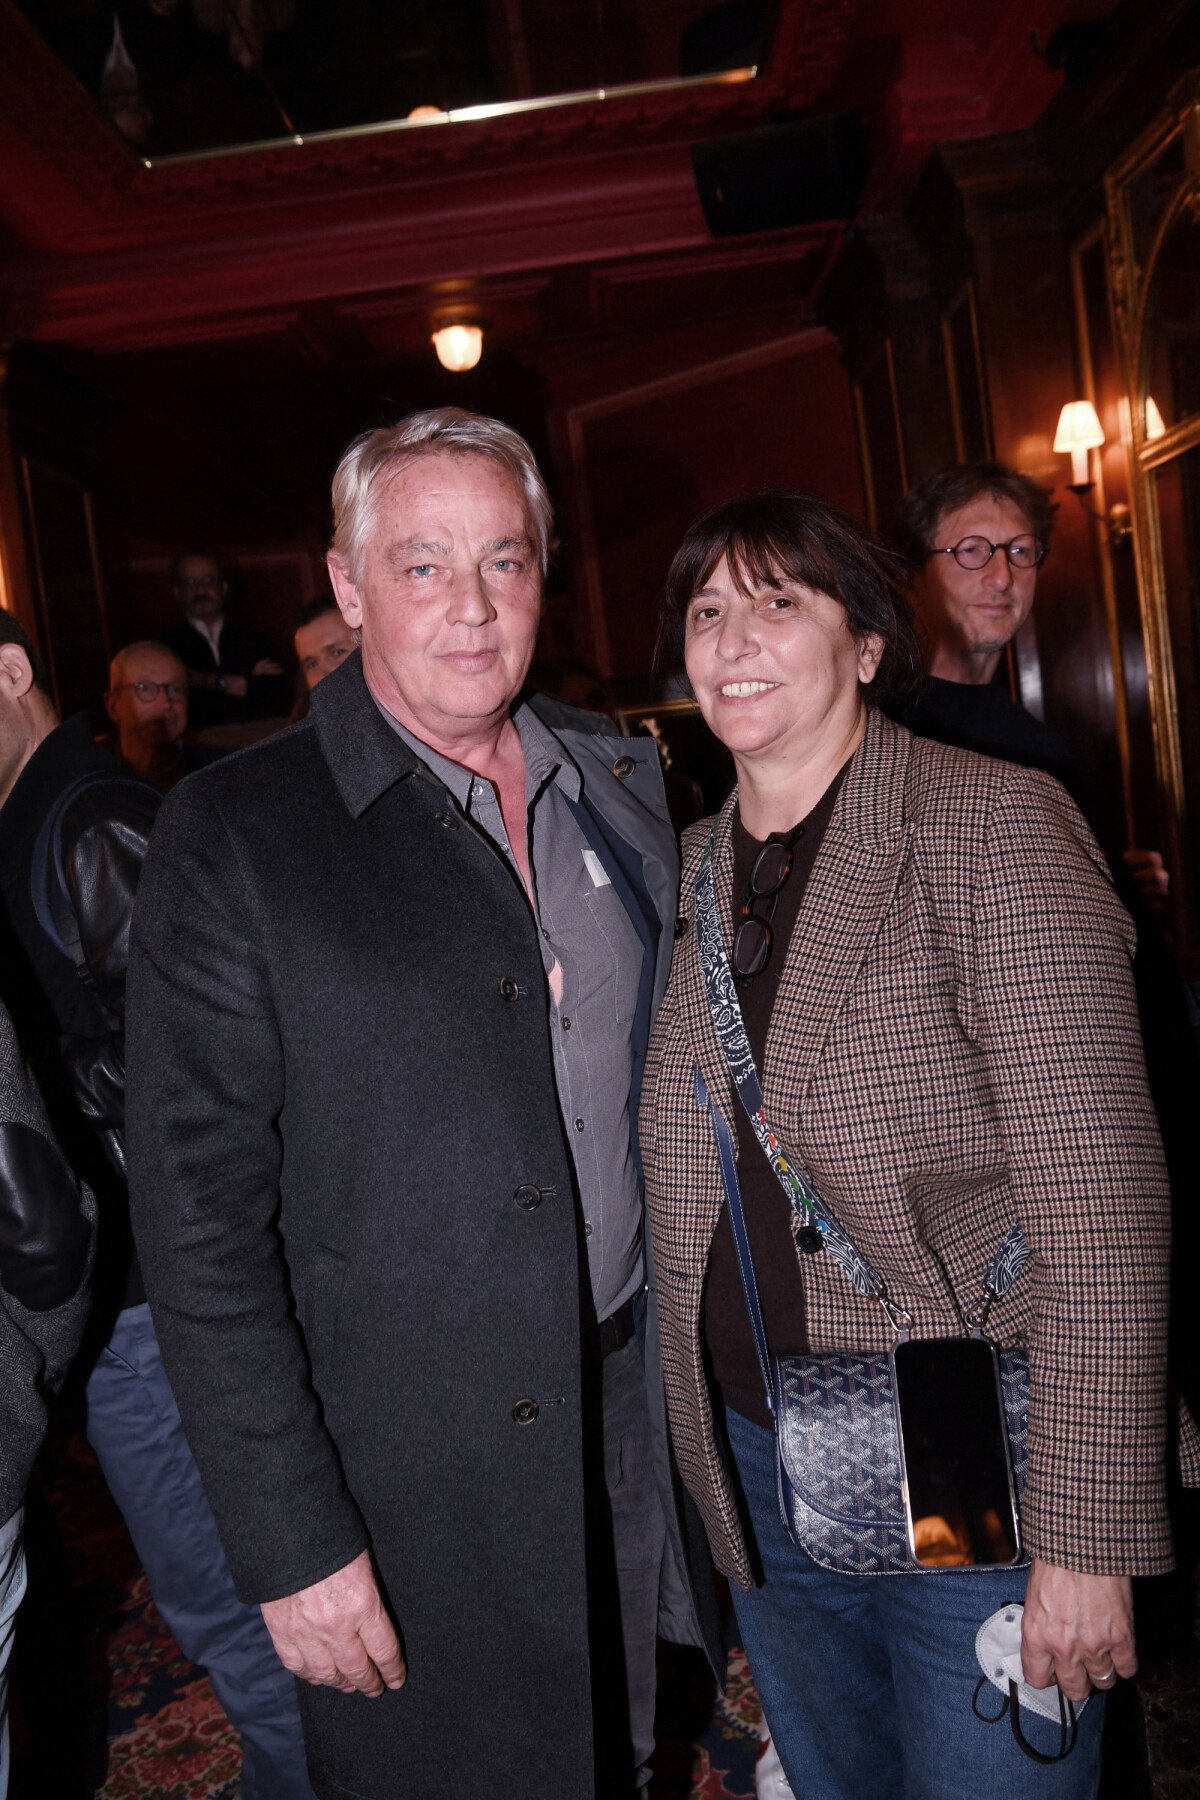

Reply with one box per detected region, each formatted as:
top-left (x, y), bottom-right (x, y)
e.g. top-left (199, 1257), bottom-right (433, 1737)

top-left (891, 1336), bottom-right (1021, 1568)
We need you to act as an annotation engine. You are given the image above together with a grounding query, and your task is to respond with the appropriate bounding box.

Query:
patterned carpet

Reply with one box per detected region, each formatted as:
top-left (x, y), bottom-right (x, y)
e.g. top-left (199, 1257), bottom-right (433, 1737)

top-left (16, 1419), bottom-right (1200, 1799)
top-left (13, 1419), bottom-right (760, 1800)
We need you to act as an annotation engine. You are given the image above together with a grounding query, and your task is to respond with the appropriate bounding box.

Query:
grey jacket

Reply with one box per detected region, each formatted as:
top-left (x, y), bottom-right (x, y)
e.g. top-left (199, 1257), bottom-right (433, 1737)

top-left (0, 997), bottom-right (96, 1521)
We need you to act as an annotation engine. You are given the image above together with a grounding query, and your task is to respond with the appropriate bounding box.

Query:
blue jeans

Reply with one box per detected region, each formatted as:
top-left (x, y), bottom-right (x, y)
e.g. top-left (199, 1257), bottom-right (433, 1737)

top-left (85, 1305), bottom-right (314, 1800)
top-left (725, 1407), bottom-right (1104, 1800)
top-left (0, 1508), bottom-right (25, 1800)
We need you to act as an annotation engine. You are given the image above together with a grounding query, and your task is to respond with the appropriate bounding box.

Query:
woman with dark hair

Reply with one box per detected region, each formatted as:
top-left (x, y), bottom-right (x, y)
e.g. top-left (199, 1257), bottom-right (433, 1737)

top-left (642, 489), bottom-right (1189, 1796)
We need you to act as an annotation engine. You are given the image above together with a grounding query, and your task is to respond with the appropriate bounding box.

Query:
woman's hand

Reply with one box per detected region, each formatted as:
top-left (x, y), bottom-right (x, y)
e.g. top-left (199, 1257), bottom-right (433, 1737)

top-left (1020, 1558), bottom-right (1137, 1702)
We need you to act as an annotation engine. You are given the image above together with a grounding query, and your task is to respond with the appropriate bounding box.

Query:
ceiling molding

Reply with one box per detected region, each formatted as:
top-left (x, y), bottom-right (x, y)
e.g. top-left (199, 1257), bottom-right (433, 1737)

top-left (0, 0), bottom-right (1116, 357)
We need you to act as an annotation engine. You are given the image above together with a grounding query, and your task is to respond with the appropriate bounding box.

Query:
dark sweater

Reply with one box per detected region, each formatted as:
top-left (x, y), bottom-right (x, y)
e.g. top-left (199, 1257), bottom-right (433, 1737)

top-left (911, 676), bottom-right (1081, 802)
top-left (163, 617), bottom-right (286, 729)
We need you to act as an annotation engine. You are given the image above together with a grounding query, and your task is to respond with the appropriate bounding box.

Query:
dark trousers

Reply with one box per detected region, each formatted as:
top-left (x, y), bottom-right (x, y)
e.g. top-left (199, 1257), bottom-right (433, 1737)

top-left (585, 1331), bottom-right (667, 1798)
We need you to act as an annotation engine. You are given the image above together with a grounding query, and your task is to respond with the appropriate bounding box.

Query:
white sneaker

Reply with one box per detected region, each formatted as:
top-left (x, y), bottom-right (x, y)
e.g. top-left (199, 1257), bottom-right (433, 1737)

top-left (756, 1722), bottom-right (797, 1799)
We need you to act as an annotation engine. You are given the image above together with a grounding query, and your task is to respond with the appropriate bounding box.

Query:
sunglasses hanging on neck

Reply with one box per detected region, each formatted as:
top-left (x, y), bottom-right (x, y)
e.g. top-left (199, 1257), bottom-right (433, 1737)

top-left (732, 820), bottom-right (806, 983)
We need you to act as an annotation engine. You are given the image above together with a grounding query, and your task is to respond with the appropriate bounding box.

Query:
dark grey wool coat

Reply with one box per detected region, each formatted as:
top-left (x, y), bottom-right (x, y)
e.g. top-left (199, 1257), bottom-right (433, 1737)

top-left (125, 654), bottom-right (714, 1800)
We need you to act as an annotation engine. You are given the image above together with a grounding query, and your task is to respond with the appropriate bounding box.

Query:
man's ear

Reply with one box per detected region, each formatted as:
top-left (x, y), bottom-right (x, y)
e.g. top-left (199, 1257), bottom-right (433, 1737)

top-left (327, 553), bottom-right (363, 632)
top-left (0, 643), bottom-right (35, 703)
top-left (104, 688), bottom-right (120, 724)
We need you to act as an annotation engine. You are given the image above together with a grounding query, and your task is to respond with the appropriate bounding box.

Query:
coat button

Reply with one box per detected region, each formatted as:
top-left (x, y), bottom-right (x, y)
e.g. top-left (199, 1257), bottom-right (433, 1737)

top-left (674, 914), bottom-right (689, 939)
top-left (612, 755), bottom-right (636, 779)
top-left (513, 1184), bottom-right (544, 1211)
top-left (434, 812), bottom-right (460, 830)
top-left (499, 976), bottom-right (519, 1000)
top-left (512, 1398), bottom-right (539, 1425)
top-left (796, 1226), bottom-right (824, 1255)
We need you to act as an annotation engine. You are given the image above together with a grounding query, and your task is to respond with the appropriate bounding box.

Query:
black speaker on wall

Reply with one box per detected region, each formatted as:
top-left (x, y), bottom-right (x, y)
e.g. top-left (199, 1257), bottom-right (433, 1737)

top-left (691, 112), bottom-right (867, 238)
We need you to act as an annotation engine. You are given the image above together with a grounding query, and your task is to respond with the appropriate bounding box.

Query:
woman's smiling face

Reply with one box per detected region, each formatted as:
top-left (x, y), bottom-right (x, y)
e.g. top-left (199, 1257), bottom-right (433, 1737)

top-left (683, 552), bottom-right (882, 768)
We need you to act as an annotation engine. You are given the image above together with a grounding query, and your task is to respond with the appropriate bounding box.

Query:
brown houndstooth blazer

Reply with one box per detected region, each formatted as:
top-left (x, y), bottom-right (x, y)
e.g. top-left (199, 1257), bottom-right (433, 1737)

top-left (642, 707), bottom-right (1198, 1588)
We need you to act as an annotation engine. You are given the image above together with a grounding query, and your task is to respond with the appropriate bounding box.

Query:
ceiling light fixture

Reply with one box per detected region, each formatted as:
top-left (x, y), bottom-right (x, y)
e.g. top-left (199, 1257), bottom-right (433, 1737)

top-left (432, 323), bottom-right (483, 373)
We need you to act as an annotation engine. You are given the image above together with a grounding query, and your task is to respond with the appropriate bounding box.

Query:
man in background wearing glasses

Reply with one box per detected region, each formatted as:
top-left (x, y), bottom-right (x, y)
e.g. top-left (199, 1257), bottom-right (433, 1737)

top-left (163, 551), bottom-right (285, 730)
top-left (104, 640), bottom-right (225, 794)
top-left (894, 461), bottom-right (1168, 908)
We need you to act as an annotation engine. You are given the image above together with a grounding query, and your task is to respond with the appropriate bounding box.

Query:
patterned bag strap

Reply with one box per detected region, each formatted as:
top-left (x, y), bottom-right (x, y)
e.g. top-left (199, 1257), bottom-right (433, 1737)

top-left (693, 826), bottom-right (1031, 1324)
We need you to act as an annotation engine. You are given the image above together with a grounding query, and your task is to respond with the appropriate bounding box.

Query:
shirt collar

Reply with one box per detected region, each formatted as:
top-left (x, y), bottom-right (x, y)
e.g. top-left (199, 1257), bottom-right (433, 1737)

top-left (187, 614), bottom-right (224, 654)
top-left (372, 697), bottom-right (582, 808)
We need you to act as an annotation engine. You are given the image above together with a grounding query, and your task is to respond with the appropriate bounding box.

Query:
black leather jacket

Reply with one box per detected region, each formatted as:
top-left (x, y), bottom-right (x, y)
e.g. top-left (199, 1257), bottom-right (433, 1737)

top-left (0, 996), bottom-right (95, 1519)
top-left (46, 776), bottom-right (160, 1179)
top-left (0, 715), bottom-right (158, 1312)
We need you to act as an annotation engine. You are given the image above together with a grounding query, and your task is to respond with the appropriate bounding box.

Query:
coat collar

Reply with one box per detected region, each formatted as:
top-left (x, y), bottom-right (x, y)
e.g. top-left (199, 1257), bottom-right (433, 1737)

top-left (309, 653), bottom-right (434, 819)
top-left (830, 707), bottom-right (913, 849)
top-left (688, 707), bottom-right (915, 1122)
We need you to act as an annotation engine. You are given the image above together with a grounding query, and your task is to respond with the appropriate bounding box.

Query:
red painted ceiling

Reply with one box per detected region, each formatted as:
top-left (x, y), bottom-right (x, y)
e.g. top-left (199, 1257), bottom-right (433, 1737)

top-left (0, 0), bottom-right (1111, 360)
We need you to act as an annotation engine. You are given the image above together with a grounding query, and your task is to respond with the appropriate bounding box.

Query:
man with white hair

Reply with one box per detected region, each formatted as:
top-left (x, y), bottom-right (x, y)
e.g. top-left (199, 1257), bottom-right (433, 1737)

top-left (126, 409), bottom-right (717, 1800)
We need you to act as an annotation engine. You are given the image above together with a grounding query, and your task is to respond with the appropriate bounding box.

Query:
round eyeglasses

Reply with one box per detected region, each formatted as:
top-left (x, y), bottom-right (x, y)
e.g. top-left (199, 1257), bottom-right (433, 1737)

top-left (932, 535), bottom-right (1045, 571)
top-left (111, 680), bottom-right (188, 703)
top-left (733, 828), bottom-right (804, 983)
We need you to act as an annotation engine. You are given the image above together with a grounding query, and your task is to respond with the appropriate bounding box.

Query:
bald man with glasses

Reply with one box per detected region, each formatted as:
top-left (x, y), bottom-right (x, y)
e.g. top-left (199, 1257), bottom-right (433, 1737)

top-left (105, 641), bottom-right (224, 795)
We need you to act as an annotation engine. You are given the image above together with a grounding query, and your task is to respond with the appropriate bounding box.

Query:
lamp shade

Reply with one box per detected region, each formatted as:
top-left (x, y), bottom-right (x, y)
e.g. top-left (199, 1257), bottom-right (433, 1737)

top-left (1053, 400), bottom-right (1105, 452)
top-left (432, 324), bottom-right (483, 372)
top-left (1145, 396), bottom-right (1166, 441)
top-left (1054, 400), bottom-right (1104, 488)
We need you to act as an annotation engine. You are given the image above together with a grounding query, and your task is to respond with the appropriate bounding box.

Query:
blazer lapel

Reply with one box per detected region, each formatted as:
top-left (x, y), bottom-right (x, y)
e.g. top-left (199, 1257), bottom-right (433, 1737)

top-left (763, 711), bottom-right (914, 1119)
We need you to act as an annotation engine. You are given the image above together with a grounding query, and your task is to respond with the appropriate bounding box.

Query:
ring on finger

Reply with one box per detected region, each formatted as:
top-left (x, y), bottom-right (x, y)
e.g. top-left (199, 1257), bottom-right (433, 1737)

top-left (1093, 1667), bottom-right (1117, 1685)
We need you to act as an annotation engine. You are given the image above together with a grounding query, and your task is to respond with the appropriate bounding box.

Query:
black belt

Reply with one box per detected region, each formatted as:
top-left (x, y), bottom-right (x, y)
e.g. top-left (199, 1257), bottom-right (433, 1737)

top-left (590, 1293), bottom-right (638, 1362)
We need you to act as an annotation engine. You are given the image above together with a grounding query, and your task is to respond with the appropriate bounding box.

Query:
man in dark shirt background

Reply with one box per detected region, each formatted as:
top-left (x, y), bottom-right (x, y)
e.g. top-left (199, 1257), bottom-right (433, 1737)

top-left (163, 551), bottom-right (285, 730)
top-left (894, 461), bottom-right (1168, 909)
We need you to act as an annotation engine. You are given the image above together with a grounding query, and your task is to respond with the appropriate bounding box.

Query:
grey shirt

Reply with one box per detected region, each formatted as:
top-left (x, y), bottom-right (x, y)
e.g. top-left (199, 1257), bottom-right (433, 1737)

top-left (380, 701), bottom-right (645, 1323)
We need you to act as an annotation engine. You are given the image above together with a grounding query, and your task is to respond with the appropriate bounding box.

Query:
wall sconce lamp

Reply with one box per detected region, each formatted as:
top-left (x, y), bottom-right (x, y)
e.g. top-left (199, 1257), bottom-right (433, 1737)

top-left (432, 323), bottom-right (483, 373)
top-left (1053, 400), bottom-right (1105, 490)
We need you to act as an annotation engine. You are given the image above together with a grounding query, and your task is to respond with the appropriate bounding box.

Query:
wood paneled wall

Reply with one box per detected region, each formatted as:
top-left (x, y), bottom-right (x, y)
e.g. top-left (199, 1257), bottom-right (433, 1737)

top-left (551, 327), bottom-right (864, 684)
top-left (821, 17), bottom-right (1200, 924)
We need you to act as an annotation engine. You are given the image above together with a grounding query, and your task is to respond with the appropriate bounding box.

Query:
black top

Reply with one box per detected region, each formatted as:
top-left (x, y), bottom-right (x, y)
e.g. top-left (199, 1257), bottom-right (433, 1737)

top-left (911, 676), bottom-right (1081, 803)
top-left (163, 617), bottom-right (286, 729)
top-left (103, 735), bottom-right (227, 795)
top-left (702, 761), bottom-right (849, 1427)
